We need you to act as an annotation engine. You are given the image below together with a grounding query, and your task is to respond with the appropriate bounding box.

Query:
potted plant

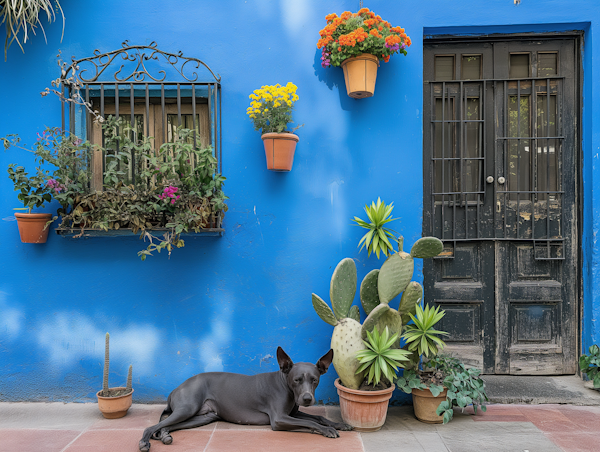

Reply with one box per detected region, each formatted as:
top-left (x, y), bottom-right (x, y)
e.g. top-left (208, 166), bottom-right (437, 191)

top-left (97, 332), bottom-right (134, 419)
top-left (317, 8), bottom-right (411, 98)
top-left (311, 235), bottom-right (443, 430)
top-left (580, 344), bottom-right (600, 389)
top-left (334, 325), bottom-right (410, 431)
top-left (397, 353), bottom-right (489, 424)
top-left (7, 163), bottom-right (53, 243)
top-left (396, 303), bottom-right (450, 423)
top-left (246, 82), bottom-right (302, 171)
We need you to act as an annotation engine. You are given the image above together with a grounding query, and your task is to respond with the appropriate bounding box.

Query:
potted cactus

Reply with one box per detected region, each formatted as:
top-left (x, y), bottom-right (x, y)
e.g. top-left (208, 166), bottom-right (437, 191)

top-left (311, 235), bottom-right (443, 430)
top-left (96, 333), bottom-right (134, 419)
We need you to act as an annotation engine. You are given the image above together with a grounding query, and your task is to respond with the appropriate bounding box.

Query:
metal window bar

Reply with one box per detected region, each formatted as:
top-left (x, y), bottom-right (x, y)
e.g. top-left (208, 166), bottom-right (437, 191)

top-left (429, 76), bottom-right (564, 255)
top-left (60, 43), bottom-right (223, 227)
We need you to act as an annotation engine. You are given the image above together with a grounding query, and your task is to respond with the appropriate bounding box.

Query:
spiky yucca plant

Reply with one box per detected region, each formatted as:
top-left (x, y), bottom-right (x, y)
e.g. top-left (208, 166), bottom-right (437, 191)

top-left (353, 197), bottom-right (397, 258)
top-left (0, 0), bottom-right (65, 60)
top-left (355, 326), bottom-right (411, 386)
top-left (402, 304), bottom-right (448, 358)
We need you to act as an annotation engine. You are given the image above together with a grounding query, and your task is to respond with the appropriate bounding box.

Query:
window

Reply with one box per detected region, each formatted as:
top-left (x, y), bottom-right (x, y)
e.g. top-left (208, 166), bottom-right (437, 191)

top-left (60, 42), bottom-right (222, 192)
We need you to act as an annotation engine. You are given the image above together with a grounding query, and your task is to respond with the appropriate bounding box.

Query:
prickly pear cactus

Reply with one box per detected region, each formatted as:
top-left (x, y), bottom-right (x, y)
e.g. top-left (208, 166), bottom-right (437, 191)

top-left (312, 258), bottom-right (365, 389)
top-left (330, 318), bottom-right (365, 389)
top-left (360, 235), bottom-right (442, 341)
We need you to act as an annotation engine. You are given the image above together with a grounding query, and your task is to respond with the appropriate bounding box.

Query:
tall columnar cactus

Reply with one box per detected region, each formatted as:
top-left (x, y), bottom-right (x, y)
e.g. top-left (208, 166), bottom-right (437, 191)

top-left (312, 258), bottom-right (366, 390)
top-left (126, 365), bottom-right (133, 392)
top-left (360, 236), bottom-right (443, 343)
top-left (102, 332), bottom-right (134, 396)
top-left (103, 332), bottom-right (110, 397)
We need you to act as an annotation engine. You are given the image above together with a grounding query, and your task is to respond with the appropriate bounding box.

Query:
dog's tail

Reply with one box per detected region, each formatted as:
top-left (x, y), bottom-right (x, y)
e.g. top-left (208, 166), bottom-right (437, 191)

top-left (159, 394), bottom-right (173, 421)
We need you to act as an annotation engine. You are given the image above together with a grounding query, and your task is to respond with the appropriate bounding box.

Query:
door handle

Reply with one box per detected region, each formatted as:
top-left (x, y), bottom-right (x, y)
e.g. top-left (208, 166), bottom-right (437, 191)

top-left (498, 176), bottom-right (506, 185)
top-left (486, 176), bottom-right (494, 184)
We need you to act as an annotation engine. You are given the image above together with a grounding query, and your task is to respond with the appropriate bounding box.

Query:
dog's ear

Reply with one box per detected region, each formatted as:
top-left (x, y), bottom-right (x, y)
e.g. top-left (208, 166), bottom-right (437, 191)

top-left (277, 346), bottom-right (294, 374)
top-left (316, 349), bottom-right (334, 375)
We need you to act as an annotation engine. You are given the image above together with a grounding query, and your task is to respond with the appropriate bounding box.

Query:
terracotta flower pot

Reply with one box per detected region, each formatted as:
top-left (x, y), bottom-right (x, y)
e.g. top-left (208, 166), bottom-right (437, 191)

top-left (341, 53), bottom-right (380, 99)
top-left (334, 378), bottom-right (394, 432)
top-left (96, 387), bottom-right (133, 419)
top-left (261, 132), bottom-right (299, 172)
top-left (411, 387), bottom-right (448, 424)
top-left (14, 213), bottom-right (53, 243)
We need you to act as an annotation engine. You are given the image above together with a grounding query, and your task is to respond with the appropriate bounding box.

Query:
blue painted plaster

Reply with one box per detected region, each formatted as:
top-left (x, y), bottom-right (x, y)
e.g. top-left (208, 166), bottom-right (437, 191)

top-left (0, 0), bottom-right (598, 404)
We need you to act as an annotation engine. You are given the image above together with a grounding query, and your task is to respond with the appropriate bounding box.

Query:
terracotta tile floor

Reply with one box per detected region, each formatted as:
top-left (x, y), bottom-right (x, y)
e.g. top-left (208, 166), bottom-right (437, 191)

top-left (1, 403), bottom-right (599, 452)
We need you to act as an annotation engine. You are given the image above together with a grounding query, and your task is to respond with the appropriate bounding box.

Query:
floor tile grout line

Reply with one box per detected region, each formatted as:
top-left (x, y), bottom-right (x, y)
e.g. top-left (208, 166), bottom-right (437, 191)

top-left (202, 421), bottom-right (218, 452)
top-left (58, 424), bottom-right (93, 452)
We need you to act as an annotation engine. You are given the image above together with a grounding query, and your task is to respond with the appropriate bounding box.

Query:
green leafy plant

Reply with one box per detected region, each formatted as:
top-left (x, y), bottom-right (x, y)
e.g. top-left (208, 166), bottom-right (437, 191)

top-left (402, 304), bottom-right (448, 359)
top-left (356, 326), bottom-right (411, 386)
top-left (246, 82), bottom-right (302, 134)
top-left (580, 344), bottom-right (600, 388)
top-left (1, 0), bottom-right (65, 60)
top-left (7, 163), bottom-right (52, 212)
top-left (353, 197), bottom-right (397, 258)
top-left (430, 355), bottom-right (489, 424)
top-left (2, 117), bottom-right (228, 260)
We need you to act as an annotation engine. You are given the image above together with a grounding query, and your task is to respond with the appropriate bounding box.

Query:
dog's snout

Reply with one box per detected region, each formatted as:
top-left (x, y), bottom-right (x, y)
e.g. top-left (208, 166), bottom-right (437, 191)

top-left (301, 393), bottom-right (314, 406)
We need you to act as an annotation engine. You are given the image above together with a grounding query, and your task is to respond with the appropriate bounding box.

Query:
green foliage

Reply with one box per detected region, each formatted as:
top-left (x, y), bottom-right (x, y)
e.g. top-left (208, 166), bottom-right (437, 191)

top-left (3, 117), bottom-right (228, 259)
top-left (355, 326), bottom-right (411, 386)
top-left (431, 355), bottom-right (489, 424)
top-left (396, 368), bottom-right (445, 397)
top-left (402, 303), bottom-right (448, 358)
top-left (0, 0), bottom-right (64, 60)
top-left (353, 198), bottom-right (397, 259)
top-left (580, 344), bottom-right (600, 388)
top-left (7, 163), bottom-right (52, 212)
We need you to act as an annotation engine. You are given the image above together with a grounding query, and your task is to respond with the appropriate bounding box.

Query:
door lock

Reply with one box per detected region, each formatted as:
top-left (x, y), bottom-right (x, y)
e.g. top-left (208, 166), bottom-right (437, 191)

top-left (486, 176), bottom-right (494, 184)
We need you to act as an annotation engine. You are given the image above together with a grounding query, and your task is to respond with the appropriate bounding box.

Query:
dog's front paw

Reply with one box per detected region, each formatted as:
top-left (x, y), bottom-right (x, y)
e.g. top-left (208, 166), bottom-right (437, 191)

top-left (322, 426), bottom-right (340, 438)
top-left (335, 422), bottom-right (353, 431)
top-left (139, 440), bottom-right (151, 452)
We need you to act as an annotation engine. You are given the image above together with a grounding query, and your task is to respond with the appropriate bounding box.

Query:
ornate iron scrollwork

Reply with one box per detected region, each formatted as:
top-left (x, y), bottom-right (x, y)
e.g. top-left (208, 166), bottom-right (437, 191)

top-left (63, 41), bottom-right (221, 84)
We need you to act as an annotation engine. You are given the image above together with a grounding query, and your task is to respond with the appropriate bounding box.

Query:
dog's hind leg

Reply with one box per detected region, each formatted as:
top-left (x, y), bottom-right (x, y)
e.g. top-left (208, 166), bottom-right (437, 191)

top-left (155, 412), bottom-right (220, 445)
top-left (139, 410), bottom-right (197, 452)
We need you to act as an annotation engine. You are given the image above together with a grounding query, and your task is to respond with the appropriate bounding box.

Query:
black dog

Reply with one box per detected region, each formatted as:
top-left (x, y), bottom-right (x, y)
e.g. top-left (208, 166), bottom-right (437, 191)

top-left (138, 347), bottom-right (352, 451)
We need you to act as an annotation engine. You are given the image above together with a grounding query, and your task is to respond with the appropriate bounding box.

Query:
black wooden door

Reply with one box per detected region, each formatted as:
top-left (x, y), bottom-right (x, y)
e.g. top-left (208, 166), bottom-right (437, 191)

top-left (423, 38), bottom-right (579, 375)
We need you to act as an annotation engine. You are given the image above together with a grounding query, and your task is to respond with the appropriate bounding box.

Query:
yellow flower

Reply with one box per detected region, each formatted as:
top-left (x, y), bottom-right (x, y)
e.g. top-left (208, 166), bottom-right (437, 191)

top-left (264, 108), bottom-right (269, 112)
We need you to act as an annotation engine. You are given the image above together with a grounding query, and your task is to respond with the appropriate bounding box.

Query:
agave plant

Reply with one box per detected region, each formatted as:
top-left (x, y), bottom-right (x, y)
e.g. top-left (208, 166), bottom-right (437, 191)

top-left (353, 197), bottom-right (397, 258)
top-left (356, 326), bottom-right (411, 386)
top-left (1, 0), bottom-right (65, 60)
top-left (402, 303), bottom-right (448, 358)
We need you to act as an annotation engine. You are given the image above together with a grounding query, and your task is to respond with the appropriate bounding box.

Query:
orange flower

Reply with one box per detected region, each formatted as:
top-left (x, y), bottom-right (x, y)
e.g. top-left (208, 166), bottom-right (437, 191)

top-left (341, 11), bottom-right (352, 20)
top-left (358, 7), bottom-right (370, 14)
top-left (325, 13), bottom-right (338, 21)
top-left (383, 55), bottom-right (390, 63)
top-left (338, 47), bottom-right (342, 51)
top-left (370, 29), bottom-right (381, 38)
top-left (378, 26), bottom-right (383, 31)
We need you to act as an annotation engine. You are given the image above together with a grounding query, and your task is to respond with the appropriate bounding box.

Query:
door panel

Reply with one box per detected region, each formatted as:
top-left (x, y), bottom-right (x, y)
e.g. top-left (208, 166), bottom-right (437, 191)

top-left (423, 37), bottom-right (579, 375)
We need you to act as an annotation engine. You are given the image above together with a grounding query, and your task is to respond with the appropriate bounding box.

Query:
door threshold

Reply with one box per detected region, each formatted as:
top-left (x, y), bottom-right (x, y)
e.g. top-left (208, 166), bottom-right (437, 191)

top-left (483, 375), bottom-right (600, 405)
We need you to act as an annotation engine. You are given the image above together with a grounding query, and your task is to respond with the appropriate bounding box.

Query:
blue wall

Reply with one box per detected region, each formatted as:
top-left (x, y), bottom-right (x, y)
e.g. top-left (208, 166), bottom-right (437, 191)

top-left (0, 0), bottom-right (598, 403)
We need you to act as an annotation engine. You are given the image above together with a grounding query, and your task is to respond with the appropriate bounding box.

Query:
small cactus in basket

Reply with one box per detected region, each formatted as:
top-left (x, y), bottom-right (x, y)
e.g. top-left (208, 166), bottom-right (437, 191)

top-left (97, 332), bottom-right (134, 419)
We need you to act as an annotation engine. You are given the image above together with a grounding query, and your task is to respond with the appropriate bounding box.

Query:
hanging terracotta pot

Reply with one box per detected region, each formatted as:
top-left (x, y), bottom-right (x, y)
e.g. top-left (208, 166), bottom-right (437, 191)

top-left (14, 213), bottom-right (53, 243)
top-left (411, 387), bottom-right (448, 424)
top-left (341, 53), bottom-right (380, 99)
top-left (334, 378), bottom-right (394, 432)
top-left (261, 132), bottom-right (299, 172)
top-left (96, 387), bottom-right (134, 419)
